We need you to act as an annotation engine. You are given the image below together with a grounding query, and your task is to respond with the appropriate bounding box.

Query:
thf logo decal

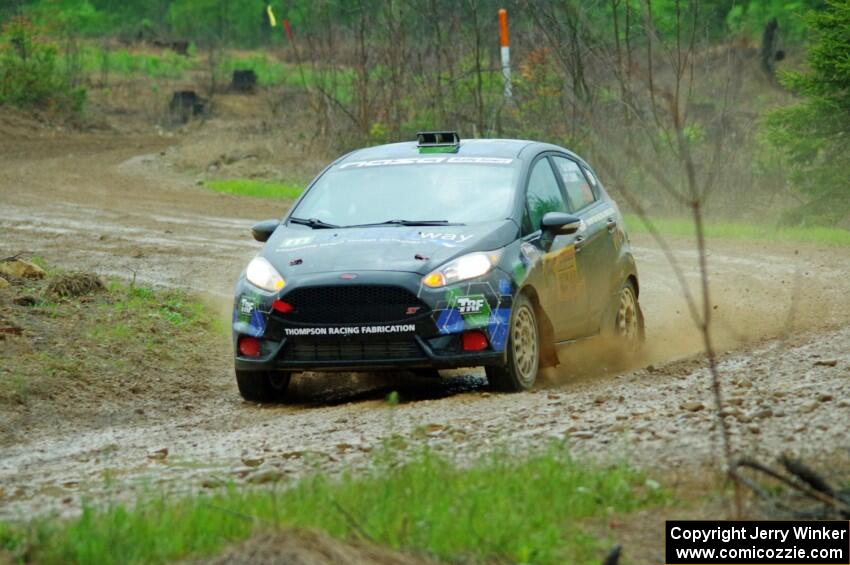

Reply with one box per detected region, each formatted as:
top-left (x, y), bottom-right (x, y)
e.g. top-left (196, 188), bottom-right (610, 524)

top-left (455, 295), bottom-right (486, 315)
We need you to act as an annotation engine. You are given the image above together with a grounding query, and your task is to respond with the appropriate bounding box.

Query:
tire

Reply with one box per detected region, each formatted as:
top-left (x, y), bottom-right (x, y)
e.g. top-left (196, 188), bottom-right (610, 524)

top-left (235, 369), bottom-right (292, 402)
top-left (613, 279), bottom-right (644, 353)
top-left (485, 293), bottom-right (540, 392)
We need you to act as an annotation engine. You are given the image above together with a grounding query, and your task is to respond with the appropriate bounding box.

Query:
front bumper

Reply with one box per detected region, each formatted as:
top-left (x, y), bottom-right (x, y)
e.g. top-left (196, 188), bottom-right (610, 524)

top-left (232, 269), bottom-right (514, 372)
top-left (234, 335), bottom-right (504, 371)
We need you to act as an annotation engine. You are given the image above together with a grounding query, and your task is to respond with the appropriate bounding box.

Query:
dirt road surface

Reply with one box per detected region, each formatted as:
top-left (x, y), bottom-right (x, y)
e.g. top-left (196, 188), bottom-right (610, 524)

top-left (2, 128), bottom-right (849, 520)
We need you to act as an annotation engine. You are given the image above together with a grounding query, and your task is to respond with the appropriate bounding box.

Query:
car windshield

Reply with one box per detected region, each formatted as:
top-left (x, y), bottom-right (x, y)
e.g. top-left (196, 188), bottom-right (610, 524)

top-left (291, 158), bottom-right (520, 226)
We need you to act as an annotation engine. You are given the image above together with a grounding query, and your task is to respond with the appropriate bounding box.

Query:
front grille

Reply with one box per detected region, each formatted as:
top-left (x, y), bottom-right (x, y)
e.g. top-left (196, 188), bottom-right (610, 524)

top-left (284, 338), bottom-right (424, 362)
top-left (282, 285), bottom-right (428, 325)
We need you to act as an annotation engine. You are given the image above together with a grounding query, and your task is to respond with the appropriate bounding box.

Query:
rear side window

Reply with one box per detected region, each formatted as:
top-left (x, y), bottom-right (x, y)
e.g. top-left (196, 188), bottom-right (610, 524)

top-left (525, 158), bottom-right (568, 232)
top-left (552, 156), bottom-right (595, 211)
top-left (581, 165), bottom-right (599, 190)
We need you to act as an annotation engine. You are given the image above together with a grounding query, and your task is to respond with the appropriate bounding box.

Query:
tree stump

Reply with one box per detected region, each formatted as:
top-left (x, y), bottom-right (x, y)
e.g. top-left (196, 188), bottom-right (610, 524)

top-left (168, 91), bottom-right (204, 124)
top-left (231, 70), bottom-right (258, 93)
top-left (760, 18), bottom-right (780, 77)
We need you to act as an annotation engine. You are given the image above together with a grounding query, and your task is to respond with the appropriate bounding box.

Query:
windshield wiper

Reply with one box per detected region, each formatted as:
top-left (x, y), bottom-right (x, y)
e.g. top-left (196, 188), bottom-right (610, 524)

top-left (347, 219), bottom-right (461, 228)
top-left (289, 217), bottom-right (340, 229)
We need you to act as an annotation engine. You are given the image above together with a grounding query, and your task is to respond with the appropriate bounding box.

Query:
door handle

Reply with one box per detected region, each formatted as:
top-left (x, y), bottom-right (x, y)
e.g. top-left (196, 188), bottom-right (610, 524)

top-left (574, 234), bottom-right (585, 253)
top-left (606, 218), bottom-right (617, 233)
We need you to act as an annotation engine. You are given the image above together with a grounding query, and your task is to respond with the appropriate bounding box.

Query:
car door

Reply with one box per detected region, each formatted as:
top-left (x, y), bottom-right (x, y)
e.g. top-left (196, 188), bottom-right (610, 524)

top-left (550, 155), bottom-right (616, 335)
top-left (521, 155), bottom-right (589, 341)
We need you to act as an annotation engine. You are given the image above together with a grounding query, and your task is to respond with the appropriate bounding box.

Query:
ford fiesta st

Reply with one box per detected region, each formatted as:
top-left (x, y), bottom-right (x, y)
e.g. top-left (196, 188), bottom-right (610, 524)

top-left (232, 132), bottom-right (643, 401)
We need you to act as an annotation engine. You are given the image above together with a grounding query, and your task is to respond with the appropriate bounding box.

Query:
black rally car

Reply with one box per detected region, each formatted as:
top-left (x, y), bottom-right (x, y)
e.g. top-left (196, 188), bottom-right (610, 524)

top-left (232, 132), bottom-right (643, 400)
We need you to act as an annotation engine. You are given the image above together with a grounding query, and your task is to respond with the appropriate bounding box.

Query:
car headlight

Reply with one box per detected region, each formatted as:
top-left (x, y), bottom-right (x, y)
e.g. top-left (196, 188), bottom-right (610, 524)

top-left (245, 256), bottom-right (285, 292)
top-left (422, 251), bottom-right (501, 288)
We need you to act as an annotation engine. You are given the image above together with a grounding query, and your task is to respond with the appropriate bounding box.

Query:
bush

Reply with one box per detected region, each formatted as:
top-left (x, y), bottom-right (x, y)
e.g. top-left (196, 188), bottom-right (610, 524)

top-left (0, 18), bottom-right (85, 113)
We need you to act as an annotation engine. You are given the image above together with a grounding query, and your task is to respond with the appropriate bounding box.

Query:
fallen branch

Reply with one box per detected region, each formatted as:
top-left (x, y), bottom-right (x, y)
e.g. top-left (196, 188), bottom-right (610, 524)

top-left (1, 252), bottom-right (28, 263)
top-left (731, 457), bottom-right (850, 519)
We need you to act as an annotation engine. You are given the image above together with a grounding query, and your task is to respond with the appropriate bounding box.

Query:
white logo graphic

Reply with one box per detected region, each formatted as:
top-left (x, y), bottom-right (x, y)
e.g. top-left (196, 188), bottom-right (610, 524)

top-left (239, 298), bottom-right (255, 315)
top-left (418, 232), bottom-right (474, 243)
top-left (278, 237), bottom-right (313, 248)
top-left (338, 157), bottom-right (513, 169)
top-left (456, 297), bottom-right (485, 314)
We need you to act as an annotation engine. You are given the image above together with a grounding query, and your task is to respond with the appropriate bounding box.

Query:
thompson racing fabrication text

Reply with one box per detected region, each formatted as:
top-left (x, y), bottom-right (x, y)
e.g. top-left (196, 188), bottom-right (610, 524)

top-left (283, 324), bottom-right (417, 337)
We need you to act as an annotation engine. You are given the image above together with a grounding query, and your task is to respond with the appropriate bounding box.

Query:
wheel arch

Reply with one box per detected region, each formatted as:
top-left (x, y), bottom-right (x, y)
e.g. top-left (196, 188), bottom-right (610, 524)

top-left (626, 273), bottom-right (640, 297)
top-left (625, 273), bottom-right (645, 339)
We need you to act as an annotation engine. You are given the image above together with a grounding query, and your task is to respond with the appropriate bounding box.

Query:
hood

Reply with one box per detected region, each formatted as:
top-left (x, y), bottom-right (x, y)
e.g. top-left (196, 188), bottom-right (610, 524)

top-left (261, 220), bottom-right (517, 276)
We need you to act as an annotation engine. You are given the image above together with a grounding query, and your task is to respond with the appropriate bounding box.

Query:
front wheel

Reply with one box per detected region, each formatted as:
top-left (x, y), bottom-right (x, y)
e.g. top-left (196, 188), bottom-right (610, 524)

top-left (235, 369), bottom-right (292, 402)
top-left (486, 293), bottom-right (540, 392)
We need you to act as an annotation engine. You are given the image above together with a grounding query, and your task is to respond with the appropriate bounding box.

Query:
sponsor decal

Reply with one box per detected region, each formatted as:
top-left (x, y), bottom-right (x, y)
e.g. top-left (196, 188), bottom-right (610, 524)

top-left (454, 295), bottom-right (486, 315)
top-left (544, 244), bottom-right (582, 301)
top-left (239, 297), bottom-right (255, 316)
top-left (278, 236), bottom-right (313, 249)
top-left (512, 261), bottom-right (526, 284)
top-left (247, 309), bottom-right (267, 337)
top-left (406, 306), bottom-right (421, 315)
top-left (274, 229), bottom-right (476, 253)
top-left (416, 231), bottom-right (474, 243)
top-left (446, 289), bottom-right (492, 328)
top-left (488, 307), bottom-right (511, 351)
top-left (446, 157), bottom-right (512, 164)
top-left (338, 157), bottom-right (513, 169)
top-left (498, 278), bottom-right (512, 295)
top-left (436, 308), bottom-right (465, 334)
top-left (233, 292), bottom-right (268, 337)
top-left (431, 283), bottom-right (512, 352)
top-left (284, 324), bottom-right (415, 337)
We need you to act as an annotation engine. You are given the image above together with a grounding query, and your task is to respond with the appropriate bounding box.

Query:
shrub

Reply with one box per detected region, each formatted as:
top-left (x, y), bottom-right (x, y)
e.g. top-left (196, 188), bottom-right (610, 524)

top-left (0, 17), bottom-right (86, 113)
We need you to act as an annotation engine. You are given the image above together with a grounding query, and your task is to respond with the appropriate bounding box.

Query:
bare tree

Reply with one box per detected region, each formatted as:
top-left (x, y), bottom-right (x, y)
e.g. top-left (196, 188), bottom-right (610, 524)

top-left (526, 0), bottom-right (744, 512)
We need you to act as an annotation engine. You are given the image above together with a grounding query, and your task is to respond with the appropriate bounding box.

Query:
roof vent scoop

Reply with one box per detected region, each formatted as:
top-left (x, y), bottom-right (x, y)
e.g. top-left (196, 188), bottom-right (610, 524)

top-left (416, 131), bottom-right (460, 153)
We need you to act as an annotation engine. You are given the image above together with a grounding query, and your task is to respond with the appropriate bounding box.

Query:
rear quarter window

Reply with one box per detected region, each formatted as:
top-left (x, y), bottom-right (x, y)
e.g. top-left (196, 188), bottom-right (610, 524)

top-left (552, 156), bottom-right (595, 211)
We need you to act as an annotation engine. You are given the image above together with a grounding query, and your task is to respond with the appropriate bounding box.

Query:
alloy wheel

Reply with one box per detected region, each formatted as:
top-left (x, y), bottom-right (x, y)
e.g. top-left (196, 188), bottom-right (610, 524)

top-left (511, 304), bottom-right (538, 386)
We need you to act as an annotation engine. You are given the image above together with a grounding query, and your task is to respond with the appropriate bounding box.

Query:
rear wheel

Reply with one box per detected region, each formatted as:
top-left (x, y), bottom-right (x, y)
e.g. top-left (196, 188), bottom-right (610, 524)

top-left (486, 293), bottom-right (539, 392)
top-left (614, 279), bottom-right (644, 352)
top-left (235, 369), bottom-right (292, 402)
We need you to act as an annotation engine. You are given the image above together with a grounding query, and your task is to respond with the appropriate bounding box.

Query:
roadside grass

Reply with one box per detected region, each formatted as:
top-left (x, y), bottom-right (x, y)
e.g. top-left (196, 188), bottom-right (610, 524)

top-left (219, 54), bottom-right (288, 86)
top-left (82, 46), bottom-right (194, 80)
top-left (624, 214), bottom-right (850, 247)
top-left (218, 53), bottom-right (358, 102)
top-left (0, 269), bottom-right (224, 409)
top-left (203, 178), bottom-right (304, 200)
top-left (0, 444), bottom-right (667, 564)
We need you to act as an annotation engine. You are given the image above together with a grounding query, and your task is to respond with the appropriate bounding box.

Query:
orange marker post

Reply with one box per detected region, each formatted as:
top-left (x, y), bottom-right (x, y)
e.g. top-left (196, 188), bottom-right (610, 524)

top-left (498, 8), bottom-right (512, 100)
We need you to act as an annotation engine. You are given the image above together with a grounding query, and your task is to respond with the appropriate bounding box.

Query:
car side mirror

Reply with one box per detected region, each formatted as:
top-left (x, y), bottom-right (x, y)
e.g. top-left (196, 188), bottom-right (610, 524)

top-left (540, 212), bottom-right (582, 235)
top-left (251, 219), bottom-right (280, 242)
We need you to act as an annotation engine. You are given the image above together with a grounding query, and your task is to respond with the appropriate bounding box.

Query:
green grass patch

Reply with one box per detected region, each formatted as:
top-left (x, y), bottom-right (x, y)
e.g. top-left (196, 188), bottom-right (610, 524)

top-left (82, 46), bottom-right (194, 79)
top-left (204, 179), bottom-right (304, 200)
top-left (219, 54), bottom-right (288, 86)
top-left (624, 214), bottom-right (850, 247)
top-left (0, 271), bottom-right (222, 408)
top-left (1, 445), bottom-right (666, 564)
top-left (218, 54), bottom-right (357, 101)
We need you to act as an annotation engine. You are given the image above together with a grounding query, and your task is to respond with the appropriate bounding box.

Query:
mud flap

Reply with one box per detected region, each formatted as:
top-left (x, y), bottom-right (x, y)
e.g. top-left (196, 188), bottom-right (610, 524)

top-left (537, 307), bottom-right (560, 368)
